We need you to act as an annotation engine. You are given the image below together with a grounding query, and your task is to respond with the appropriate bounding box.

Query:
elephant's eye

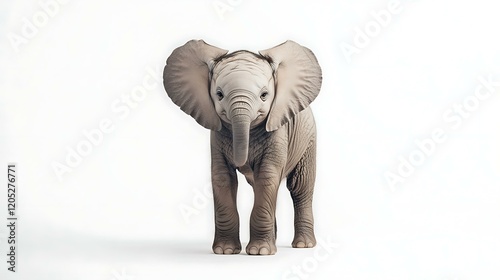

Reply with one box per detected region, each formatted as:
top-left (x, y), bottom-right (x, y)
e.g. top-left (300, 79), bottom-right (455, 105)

top-left (260, 91), bottom-right (268, 101)
top-left (216, 90), bottom-right (224, 101)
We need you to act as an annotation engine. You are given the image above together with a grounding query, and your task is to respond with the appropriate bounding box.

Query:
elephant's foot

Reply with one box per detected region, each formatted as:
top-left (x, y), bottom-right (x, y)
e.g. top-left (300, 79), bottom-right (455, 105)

top-left (212, 238), bottom-right (241, 254)
top-left (246, 239), bottom-right (277, 255)
top-left (292, 230), bottom-right (316, 248)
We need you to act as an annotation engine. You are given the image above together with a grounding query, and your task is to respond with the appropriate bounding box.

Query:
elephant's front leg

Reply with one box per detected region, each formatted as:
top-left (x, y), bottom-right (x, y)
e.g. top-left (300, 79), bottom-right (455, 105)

top-left (246, 172), bottom-right (280, 255)
top-left (211, 150), bottom-right (241, 254)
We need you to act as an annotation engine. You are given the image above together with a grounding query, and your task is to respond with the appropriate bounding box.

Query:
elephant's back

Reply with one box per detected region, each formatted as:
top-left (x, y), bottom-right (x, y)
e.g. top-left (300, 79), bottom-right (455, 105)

top-left (284, 107), bottom-right (316, 177)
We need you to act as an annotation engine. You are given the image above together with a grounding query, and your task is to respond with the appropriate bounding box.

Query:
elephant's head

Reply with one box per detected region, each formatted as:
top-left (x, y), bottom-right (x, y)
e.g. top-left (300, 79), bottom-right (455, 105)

top-left (163, 40), bottom-right (322, 167)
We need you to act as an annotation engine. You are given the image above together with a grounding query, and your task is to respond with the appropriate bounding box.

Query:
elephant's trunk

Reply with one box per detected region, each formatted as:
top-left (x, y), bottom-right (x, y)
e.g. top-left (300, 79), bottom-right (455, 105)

top-left (229, 104), bottom-right (253, 167)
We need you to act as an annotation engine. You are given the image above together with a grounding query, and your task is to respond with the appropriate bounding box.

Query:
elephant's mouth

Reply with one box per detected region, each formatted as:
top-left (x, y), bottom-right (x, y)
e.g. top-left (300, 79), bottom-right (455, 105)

top-left (250, 112), bottom-right (265, 128)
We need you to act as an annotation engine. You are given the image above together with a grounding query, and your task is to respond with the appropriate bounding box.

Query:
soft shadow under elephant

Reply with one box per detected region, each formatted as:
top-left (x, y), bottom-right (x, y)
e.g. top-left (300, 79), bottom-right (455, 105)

top-left (163, 40), bottom-right (322, 255)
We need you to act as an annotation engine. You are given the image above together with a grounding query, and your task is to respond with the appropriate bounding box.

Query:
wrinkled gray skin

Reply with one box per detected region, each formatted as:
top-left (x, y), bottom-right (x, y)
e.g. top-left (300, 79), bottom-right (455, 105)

top-left (163, 40), bottom-right (322, 255)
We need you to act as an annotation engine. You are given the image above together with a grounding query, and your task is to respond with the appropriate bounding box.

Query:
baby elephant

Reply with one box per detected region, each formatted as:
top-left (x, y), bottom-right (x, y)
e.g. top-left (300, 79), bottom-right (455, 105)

top-left (163, 40), bottom-right (322, 255)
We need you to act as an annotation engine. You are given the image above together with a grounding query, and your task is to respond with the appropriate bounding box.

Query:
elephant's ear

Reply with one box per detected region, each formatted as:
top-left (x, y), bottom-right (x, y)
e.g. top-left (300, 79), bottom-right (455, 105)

top-left (259, 40), bottom-right (322, 132)
top-left (163, 40), bottom-right (228, 131)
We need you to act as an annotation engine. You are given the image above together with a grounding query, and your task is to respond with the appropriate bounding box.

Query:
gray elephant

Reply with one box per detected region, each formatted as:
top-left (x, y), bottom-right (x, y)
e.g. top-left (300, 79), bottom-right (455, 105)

top-left (163, 40), bottom-right (322, 255)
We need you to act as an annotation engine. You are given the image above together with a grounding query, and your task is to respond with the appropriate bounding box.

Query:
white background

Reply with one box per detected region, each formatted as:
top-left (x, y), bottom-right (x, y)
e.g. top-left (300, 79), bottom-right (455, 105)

top-left (1, 0), bottom-right (500, 279)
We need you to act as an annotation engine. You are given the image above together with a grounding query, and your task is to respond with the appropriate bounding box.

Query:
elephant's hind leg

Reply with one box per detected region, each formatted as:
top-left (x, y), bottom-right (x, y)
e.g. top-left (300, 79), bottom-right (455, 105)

top-left (287, 139), bottom-right (317, 248)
